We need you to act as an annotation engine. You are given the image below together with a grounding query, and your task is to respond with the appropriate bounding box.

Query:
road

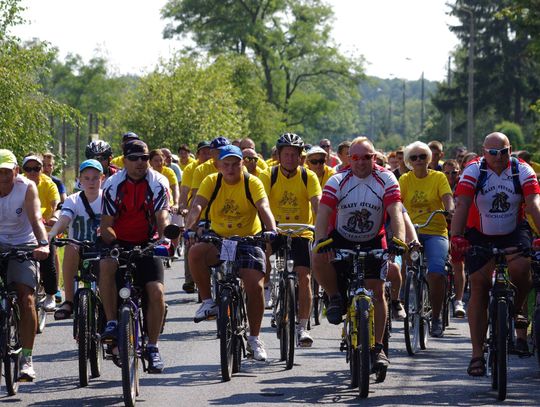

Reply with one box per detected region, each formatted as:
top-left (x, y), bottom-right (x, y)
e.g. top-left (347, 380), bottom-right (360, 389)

top-left (4, 257), bottom-right (540, 406)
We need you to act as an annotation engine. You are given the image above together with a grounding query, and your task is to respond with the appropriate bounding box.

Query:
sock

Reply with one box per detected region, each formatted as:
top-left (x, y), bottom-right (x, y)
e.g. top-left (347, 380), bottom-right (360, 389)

top-left (22, 348), bottom-right (32, 357)
top-left (299, 319), bottom-right (308, 330)
top-left (107, 320), bottom-right (118, 326)
top-left (202, 299), bottom-right (214, 305)
top-left (147, 343), bottom-right (158, 349)
top-left (248, 335), bottom-right (258, 342)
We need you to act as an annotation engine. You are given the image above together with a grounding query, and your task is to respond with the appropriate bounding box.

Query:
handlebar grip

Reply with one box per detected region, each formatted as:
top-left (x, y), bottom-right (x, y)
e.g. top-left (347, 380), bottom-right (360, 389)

top-left (313, 238), bottom-right (334, 254)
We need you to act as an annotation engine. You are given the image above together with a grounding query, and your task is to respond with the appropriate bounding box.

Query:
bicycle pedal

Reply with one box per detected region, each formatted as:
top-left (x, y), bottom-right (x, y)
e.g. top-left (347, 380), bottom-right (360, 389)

top-left (17, 375), bottom-right (34, 383)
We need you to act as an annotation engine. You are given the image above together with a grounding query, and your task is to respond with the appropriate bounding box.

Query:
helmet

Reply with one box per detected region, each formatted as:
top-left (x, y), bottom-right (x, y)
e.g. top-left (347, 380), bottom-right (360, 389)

top-left (276, 133), bottom-right (304, 150)
top-left (85, 140), bottom-right (112, 159)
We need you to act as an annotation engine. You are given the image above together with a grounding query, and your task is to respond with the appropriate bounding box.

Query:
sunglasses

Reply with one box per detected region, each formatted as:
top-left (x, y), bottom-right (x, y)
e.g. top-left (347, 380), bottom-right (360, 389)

top-left (349, 153), bottom-right (375, 161)
top-left (320, 144), bottom-right (331, 148)
top-left (444, 170), bottom-right (459, 175)
top-left (484, 147), bottom-right (509, 157)
top-left (23, 166), bottom-right (42, 173)
top-left (410, 153), bottom-right (428, 162)
top-left (309, 159), bottom-right (325, 165)
top-left (126, 154), bottom-right (150, 162)
top-left (244, 156), bottom-right (258, 162)
top-left (94, 155), bottom-right (110, 161)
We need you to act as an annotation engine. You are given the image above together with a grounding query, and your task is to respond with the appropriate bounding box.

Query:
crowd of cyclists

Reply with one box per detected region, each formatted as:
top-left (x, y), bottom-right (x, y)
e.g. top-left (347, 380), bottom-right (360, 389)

top-left (1, 127), bottom-right (540, 391)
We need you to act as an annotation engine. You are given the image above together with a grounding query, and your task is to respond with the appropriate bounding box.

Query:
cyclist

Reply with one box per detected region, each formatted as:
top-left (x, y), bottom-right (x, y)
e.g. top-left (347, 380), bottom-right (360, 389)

top-left (239, 138), bottom-right (269, 172)
top-left (185, 145), bottom-right (277, 361)
top-left (109, 131), bottom-right (140, 169)
top-left (260, 133), bottom-right (321, 346)
top-left (22, 154), bottom-right (60, 312)
top-left (161, 148), bottom-right (182, 185)
top-left (47, 159), bottom-right (104, 320)
top-left (177, 144), bottom-right (196, 171)
top-left (428, 140), bottom-right (445, 171)
top-left (99, 140), bottom-right (171, 373)
top-left (85, 140), bottom-right (118, 180)
top-left (242, 148), bottom-right (262, 177)
top-left (42, 152), bottom-right (67, 203)
top-left (312, 136), bottom-right (405, 369)
top-left (399, 141), bottom-right (454, 337)
top-left (319, 139), bottom-right (341, 167)
top-left (0, 149), bottom-right (50, 381)
top-left (190, 136), bottom-right (231, 200)
top-left (451, 132), bottom-right (540, 376)
top-left (149, 149), bottom-right (180, 212)
top-left (334, 141), bottom-right (351, 172)
top-left (305, 146), bottom-right (336, 188)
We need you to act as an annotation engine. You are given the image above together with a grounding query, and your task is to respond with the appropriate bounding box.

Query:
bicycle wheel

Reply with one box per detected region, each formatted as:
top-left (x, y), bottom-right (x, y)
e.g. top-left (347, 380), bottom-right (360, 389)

top-left (348, 320), bottom-right (358, 388)
top-left (232, 290), bottom-right (245, 374)
top-left (419, 278), bottom-right (430, 350)
top-left (312, 279), bottom-right (323, 326)
top-left (4, 301), bottom-right (21, 395)
top-left (285, 278), bottom-right (296, 370)
top-left (119, 305), bottom-right (138, 407)
top-left (404, 272), bottom-right (420, 355)
top-left (77, 290), bottom-right (90, 387)
top-left (36, 285), bottom-right (47, 334)
top-left (356, 298), bottom-right (371, 399)
top-left (496, 300), bottom-right (508, 401)
top-left (534, 306), bottom-right (540, 367)
top-left (89, 295), bottom-right (104, 378)
top-left (218, 288), bottom-right (234, 381)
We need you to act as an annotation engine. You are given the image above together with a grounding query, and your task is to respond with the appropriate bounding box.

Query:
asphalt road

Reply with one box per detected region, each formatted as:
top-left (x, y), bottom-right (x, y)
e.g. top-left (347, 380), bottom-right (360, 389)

top-left (4, 257), bottom-right (540, 406)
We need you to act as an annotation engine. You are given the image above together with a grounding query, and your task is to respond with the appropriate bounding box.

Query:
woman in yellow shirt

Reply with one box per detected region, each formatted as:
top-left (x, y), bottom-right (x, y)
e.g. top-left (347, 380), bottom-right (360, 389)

top-left (399, 141), bottom-right (454, 338)
top-left (149, 149), bottom-right (179, 210)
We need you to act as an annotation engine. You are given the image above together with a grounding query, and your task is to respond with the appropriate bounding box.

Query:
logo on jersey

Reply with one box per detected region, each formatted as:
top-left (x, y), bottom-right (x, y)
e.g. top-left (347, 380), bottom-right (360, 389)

top-left (279, 191), bottom-right (298, 207)
top-left (221, 199), bottom-right (240, 216)
top-left (343, 209), bottom-right (374, 234)
top-left (489, 192), bottom-right (511, 213)
top-left (16, 207), bottom-right (23, 216)
top-left (411, 190), bottom-right (428, 206)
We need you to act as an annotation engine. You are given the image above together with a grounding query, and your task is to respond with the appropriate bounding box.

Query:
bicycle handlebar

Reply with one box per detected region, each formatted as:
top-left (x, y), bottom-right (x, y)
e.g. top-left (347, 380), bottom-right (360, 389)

top-left (0, 247), bottom-right (36, 261)
top-left (414, 210), bottom-right (449, 231)
top-left (276, 223), bottom-right (315, 235)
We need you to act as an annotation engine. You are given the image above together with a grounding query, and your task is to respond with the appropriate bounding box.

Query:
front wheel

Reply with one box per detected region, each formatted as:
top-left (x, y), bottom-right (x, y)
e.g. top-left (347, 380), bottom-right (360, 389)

top-left (356, 298), bottom-right (371, 399)
top-left (284, 278), bottom-right (296, 370)
top-left (218, 289), bottom-right (234, 382)
top-left (3, 301), bottom-right (21, 395)
top-left (89, 295), bottom-right (104, 378)
top-left (419, 278), bottom-right (430, 350)
top-left (119, 305), bottom-right (138, 407)
top-left (496, 301), bottom-right (508, 401)
top-left (77, 290), bottom-right (90, 387)
top-left (404, 272), bottom-right (419, 355)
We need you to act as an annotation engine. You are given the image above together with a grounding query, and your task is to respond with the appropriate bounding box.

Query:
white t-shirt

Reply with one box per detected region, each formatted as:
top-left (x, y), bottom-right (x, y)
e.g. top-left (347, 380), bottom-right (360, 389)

top-left (0, 175), bottom-right (36, 245)
top-left (60, 191), bottom-right (102, 242)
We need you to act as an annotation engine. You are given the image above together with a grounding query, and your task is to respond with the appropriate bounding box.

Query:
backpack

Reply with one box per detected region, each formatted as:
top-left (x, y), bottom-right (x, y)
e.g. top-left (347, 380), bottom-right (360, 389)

top-left (475, 156), bottom-right (522, 196)
top-left (270, 165), bottom-right (308, 189)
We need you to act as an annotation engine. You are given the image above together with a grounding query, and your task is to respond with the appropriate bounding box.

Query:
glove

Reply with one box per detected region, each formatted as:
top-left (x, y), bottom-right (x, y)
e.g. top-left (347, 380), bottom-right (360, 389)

top-left (450, 235), bottom-right (469, 262)
top-left (532, 238), bottom-right (540, 251)
top-left (262, 230), bottom-right (278, 242)
top-left (389, 237), bottom-right (407, 255)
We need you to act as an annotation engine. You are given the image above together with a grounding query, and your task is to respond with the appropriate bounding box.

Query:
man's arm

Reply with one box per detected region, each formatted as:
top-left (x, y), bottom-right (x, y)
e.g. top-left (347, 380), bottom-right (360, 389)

top-left (100, 214), bottom-right (117, 245)
top-left (450, 195), bottom-right (473, 236)
top-left (314, 203), bottom-right (333, 242)
top-left (442, 193), bottom-right (455, 214)
top-left (525, 193), bottom-right (540, 234)
top-left (25, 183), bottom-right (49, 259)
top-left (47, 215), bottom-right (71, 241)
top-left (402, 209), bottom-right (418, 244)
top-left (155, 209), bottom-right (170, 239)
top-left (309, 195), bottom-right (321, 219)
top-left (255, 197), bottom-right (276, 232)
top-left (185, 195), bottom-right (208, 230)
top-left (387, 201), bottom-right (405, 242)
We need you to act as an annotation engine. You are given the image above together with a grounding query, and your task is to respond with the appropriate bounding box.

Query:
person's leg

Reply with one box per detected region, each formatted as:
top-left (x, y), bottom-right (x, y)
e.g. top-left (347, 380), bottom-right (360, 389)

top-left (312, 252), bottom-right (338, 295)
top-left (40, 243), bottom-right (58, 295)
top-left (61, 244), bottom-right (79, 303)
top-left (145, 281), bottom-right (165, 344)
top-left (508, 255), bottom-right (532, 341)
top-left (422, 234), bottom-right (448, 320)
top-left (99, 258), bottom-right (118, 322)
top-left (16, 283), bottom-right (37, 350)
top-left (187, 242), bottom-right (218, 301)
top-left (366, 279), bottom-right (386, 345)
top-left (468, 261), bottom-right (493, 359)
top-left (239, 268), bottom-right (265, 336)
top-left (453, 260), bottom-right (466, 302)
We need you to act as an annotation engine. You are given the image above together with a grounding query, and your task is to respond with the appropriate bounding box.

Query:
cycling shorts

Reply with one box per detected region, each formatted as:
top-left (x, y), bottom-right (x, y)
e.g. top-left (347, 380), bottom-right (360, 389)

top-left (271, 235), bottom-right (311, 269)
top-left (207, 239), bottom-right (266, 274)
top-left (1, 247), bottom-right (38, 290)
top-left (464, 221), bottom-right (532, 275)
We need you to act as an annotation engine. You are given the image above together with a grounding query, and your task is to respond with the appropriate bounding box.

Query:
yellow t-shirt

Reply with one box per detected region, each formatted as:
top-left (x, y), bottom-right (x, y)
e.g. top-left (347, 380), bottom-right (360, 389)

top-left (319, 165), bottom-right (336, 188)
top-left (257, 158), bottom-right (268, 171)
top-left (110, 155), bottom-right (124, 169)
top-left (154, 166), bottom-right (178, 205)
top-left (192, 160), bottom-right (219, 191)
top-left (197, 173), bottom-right (266, 237)
top-left (27, 173), bottom-right (60, 221)
top-left (179, 156), bottom-right (196, 171)
top-left (260, 166), bottom-right (321, 238)
top-left (399, 169), bottom-right (452, 236)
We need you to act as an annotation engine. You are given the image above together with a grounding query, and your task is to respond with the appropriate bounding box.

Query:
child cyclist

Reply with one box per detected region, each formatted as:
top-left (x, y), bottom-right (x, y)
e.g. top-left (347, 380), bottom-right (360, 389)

top-left (48, 159), bottom-right (104, 320)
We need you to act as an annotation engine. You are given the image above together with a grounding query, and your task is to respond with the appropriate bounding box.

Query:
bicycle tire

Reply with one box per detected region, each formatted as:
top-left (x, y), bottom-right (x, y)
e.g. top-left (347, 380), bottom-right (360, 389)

top-left (404, 272), bottom-right (419, 355)
top-left (36, 285), bottom-right (47, 334)
top-left (89, 294), bottom-right (104, 378)
top-left (285, 278), bottom-right (296, 370)
top-left (357, 298), bottom-right (371, 398)
top-left (496, 300), bottom-right (508, 401)
top-left (77, 290), bottom-right (90, 387)
top-left (419, 278), bottom-right (430, 350)
top-left (312, 279), bottom-right (323, 326)
top-left (119, 305), bottom-right (138, 407)
top-left (534, 307), bottom-right (540, 367)
top-left (232, 290), bottom-right (245, 374)
top-left (349, 332), bottom-right (358, 388)
top-left (218, 288), bottom-right (234, 382)
top-left (4, 301), bottom-right (20, 395)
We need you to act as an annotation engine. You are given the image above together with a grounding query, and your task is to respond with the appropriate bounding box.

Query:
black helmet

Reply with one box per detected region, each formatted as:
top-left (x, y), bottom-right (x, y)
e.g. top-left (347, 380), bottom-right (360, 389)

top-left (85, 140), bottom-right (112, 159)
top-left (276, 132), bottom-right (304, 150)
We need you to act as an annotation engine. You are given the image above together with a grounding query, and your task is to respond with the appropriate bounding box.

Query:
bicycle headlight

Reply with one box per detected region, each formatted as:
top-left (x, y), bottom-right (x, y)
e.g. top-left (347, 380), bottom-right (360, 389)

top-left (286, 259), bottom-right (294, 272)
top-left (119, 287), bottom-right (131, 299)
top-left (410, 250), bottom-right (420, 262)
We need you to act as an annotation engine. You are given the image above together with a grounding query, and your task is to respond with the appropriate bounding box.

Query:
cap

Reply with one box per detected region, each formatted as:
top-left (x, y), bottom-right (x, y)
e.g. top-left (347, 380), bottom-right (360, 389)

top-left (22, 155), bottom-right (43, 167)
top-left (219, 145), bottom-right (243, 160)
top-left (210, 136), bottom-right (230, 149)
top-left (306, 146), bottom-right (327, 156)
top-left (196, 141), bottom-right (211, 152)
top-left (122, 131), bottom-right (140, 142)
top-left (123, 140), bottom-right (149, 156)
top-left (0, 149), bottom-right (17, 170)
top-left (79, 159), bottom-right (103, 174)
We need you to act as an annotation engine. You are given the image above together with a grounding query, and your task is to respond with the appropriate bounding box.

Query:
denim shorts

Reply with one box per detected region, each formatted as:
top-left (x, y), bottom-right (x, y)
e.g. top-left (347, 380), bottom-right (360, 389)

top-left (418, 234), bottom-right (449, 276)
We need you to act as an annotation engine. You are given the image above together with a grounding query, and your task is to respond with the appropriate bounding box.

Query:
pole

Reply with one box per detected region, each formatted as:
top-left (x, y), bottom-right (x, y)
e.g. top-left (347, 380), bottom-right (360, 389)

top-left (447, 56), bottom-right (453, 143)
top-left (420, 71), bottom-right (425, 134)
top-left (61, 118), bottom-right (67, 184)
top-left (75, 121), bottom-right (80, 173)
top-left (462, 7), bottom-right (475, 151)
top-left (402, 80), bottom-right (406, 137)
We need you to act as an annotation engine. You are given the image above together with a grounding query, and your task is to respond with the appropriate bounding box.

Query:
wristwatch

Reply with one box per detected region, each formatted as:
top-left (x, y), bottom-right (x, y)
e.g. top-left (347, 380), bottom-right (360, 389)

top-left (37, 239), bottom-right (49, 247)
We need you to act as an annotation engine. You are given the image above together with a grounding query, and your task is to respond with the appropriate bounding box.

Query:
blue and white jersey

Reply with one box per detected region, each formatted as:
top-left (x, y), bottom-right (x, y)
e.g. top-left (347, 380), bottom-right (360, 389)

top-left (60, 191), bottom-right (102, 242)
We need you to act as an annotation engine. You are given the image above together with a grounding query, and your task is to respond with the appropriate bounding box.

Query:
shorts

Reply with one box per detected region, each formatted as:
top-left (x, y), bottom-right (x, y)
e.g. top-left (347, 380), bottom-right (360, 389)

top-left (210, 238), bottom-right (266, 274)
top-left (271, 235), bottom-right (311, 269)
top-left (330, 230), bottom-right (388, 281)
top-left (418, 234), bottom-right (449, 276)
top-left (464, 222), bottom-right (532, 275)
top-left (0, 246), bottom-right (39, 290)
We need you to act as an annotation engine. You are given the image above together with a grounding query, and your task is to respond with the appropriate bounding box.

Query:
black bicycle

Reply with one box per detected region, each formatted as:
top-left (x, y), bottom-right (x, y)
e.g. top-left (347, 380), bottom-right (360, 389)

top-left (52, 238), bottom-right (105, 387)
top-left (0, 247), bottom-right (35, 395)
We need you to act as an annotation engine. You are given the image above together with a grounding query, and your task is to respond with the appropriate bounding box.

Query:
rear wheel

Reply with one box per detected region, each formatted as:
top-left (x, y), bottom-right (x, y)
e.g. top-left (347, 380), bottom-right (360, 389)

top-left (285, 278), bottom-right (296, 370)
top-left (356, 298), bottom-right (371, 398)
top-left (496, 301), bottom-right (508, 401)
top-left (77, 290), bottom-right (90, 387)
top-left (119, 305), bottom-right (138, 407)
top-left (218, 289), bottom-right (234, 382)
top-left (404, 272), bottom-right (419, 355)
top-left (4, 302), bottom-right (21, 395)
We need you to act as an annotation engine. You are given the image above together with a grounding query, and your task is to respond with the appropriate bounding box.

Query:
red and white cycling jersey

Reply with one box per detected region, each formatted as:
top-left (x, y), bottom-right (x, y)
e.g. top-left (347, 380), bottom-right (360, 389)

top-left (321, 165), bottom-right (401, 242)
top-left (455, 157), bottom-right (540, 235)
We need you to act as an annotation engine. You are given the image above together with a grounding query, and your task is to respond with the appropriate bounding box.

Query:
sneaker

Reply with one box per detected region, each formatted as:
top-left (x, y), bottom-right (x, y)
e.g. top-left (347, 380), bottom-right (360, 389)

top-left (297, 327), bottom-right (313, 348)
top-left (182, 281), bottom-right (196, 294)
top-left (431, 318), bottom-right (443, 338)
top-left (391, 300), bottom-right (407, 320)
top-left (194, 300), bottom-right (218, 323)
top-left (146, 346), bottom-right (164, 373)
top-left (101, 321), bottom-right (118, 343)
top-left (18, 355), bottom-right (36, 381)
top-left (247, 337), bottom-right (267, 361)
top-left (373, 345), bottom-right (390, 370)
top-left (264, 286), bottom-right (273, 309)
top-left (55, 290), bottom-right (63, 303)
top-left (42, 294), bottom-right (56, 312)
top-left (326, 294), bottom-right (344, 325)
top-left (454, 300), bottom-right (466, 318)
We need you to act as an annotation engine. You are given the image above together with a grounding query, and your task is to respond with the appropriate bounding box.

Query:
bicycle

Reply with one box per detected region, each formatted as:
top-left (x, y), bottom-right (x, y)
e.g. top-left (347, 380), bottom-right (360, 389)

top-left (0, 247), bottom-right (35, 395)
top-left (199, 233), bottom-right (267, 381)
top-left (103, 225), bottom-right (179, 407)
top-left (403, 209), bottom-right (448, 356)
top-left (316, 237), bottom-right (405, 398)
top-left (52, 238), bottom-right (105, 387)
top-left (271, 223), bottom-right (314, 370)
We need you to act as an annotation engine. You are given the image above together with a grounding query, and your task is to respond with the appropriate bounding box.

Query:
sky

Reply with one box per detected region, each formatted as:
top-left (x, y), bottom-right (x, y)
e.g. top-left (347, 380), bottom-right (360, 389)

top-left (11, 0), bottom-right (460, 81)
